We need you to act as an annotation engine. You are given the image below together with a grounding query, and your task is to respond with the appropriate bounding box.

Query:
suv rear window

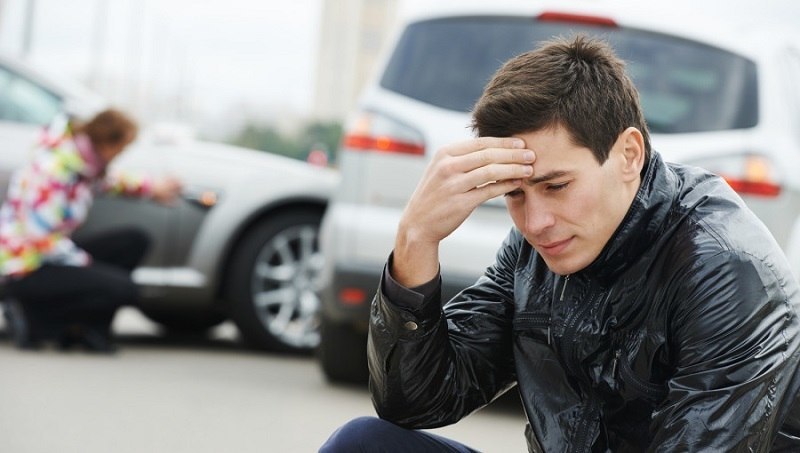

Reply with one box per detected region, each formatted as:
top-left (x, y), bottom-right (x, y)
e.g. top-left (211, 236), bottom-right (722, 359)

top-left (380, 16), bottom-right (758, 133)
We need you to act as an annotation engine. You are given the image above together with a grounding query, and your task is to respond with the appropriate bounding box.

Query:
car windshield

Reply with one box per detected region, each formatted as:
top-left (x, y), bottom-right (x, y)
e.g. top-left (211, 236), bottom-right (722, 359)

top-left (0, 64), bottom-right (63, 125)
top-left (380, 16), bottom-right (758, 133)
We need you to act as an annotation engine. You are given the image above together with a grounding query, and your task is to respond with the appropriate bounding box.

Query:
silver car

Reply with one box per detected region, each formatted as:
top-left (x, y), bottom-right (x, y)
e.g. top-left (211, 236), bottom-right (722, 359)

top-left (0, 52), bottom-right (339, 353)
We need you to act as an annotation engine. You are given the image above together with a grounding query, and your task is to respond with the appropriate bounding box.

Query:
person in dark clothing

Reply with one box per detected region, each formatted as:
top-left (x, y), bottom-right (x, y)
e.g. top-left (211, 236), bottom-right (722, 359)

top-left (3, 227), bottom-right (149, 352)
top-left (321, 35), bottom-right (800, 452)
top-left (0, 108), bottom-right (181, 352)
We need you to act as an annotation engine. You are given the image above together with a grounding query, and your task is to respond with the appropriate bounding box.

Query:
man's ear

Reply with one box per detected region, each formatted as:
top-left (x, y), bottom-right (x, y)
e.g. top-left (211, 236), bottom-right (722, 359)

top-left (619, 127), bottom-right (645, 182)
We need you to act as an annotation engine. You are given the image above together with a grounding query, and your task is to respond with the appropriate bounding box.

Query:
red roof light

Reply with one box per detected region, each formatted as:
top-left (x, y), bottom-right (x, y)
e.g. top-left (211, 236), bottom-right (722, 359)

top-left (537, 11), bottom-right (618, 28)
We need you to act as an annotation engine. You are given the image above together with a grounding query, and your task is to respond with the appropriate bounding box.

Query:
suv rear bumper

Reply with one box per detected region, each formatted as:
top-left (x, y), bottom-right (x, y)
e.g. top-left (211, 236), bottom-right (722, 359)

top-left (320, 261), bottom-right (480, 329)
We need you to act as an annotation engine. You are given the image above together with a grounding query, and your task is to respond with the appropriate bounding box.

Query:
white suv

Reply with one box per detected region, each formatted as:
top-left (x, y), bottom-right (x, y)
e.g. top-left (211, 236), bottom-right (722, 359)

top-left (318, 1), bottom-right (800, 383)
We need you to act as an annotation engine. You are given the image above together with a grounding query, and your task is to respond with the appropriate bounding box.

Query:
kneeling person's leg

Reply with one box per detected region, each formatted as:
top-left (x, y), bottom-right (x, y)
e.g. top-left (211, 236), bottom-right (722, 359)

top-left (6, 263), bottom-right (138, 348)
top-left (76, 227), bottom-right (150, 272)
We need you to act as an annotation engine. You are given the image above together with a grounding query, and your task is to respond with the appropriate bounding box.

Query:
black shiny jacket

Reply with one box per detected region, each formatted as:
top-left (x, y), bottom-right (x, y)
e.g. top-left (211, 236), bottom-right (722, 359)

top-left (369, 152), bottom-right (800, 452)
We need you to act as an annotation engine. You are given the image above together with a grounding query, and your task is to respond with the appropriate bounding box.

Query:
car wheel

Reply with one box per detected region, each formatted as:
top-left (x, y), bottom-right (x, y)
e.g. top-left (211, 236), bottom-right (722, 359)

top-left (228, 208), bottom-right (324, 353)
top-left (318, 318), bottom-right (369, 385)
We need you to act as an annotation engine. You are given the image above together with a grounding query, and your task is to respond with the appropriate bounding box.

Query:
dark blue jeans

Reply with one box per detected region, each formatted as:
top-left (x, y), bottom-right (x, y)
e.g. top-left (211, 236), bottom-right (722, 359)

top-left (4, 227), bottom-right (149, 341)
top-left (320, 416), bottom-right (480, 452)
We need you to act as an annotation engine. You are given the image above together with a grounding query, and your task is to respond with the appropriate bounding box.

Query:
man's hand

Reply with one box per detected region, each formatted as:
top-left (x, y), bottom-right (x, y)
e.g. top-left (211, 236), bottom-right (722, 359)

top-left (151, 176), bottom-right (183, 205)
top-left (392, 137), bottom-right (534, 287)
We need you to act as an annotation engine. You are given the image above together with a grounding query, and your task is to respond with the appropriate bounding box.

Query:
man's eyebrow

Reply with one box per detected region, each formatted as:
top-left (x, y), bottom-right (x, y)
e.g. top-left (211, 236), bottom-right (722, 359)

top-left (526, 170), bottom-right (570, 185)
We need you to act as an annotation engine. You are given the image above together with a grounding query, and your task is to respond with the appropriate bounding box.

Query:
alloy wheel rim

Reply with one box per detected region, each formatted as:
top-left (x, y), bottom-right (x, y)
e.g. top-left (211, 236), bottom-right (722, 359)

top-left (250, 224), bottom-right (323, 349)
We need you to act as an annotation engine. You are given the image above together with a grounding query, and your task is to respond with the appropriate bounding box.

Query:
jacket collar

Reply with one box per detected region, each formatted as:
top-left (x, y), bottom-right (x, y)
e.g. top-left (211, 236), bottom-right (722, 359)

top-left (581, 151), bottom-right (676, 286)
top-left (73, 133), bottom-right (105, 179)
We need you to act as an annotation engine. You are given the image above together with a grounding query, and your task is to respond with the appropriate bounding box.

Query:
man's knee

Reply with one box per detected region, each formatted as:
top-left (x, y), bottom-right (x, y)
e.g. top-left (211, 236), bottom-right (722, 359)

top-left (320, 416), bottom-right (399, 452)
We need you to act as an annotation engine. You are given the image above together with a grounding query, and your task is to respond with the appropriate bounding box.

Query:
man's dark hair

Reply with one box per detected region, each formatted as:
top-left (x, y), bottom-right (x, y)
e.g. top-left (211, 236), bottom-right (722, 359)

top-left (472, 34), bottom-right (651, 165)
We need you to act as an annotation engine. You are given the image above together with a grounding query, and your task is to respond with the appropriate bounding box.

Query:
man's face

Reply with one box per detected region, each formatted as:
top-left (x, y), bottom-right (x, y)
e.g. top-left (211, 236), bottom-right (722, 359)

top-left (506, 126), bottom-right (641, 275)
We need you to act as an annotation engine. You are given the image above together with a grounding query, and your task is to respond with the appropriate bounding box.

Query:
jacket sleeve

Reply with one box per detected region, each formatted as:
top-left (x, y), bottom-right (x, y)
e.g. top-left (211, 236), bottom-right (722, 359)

top-left (649, 250), bottom-right (800, 452)
top-left (368, 228), bottom-right (522, 429)
top-left (99, 170), bottom-right (153, 198)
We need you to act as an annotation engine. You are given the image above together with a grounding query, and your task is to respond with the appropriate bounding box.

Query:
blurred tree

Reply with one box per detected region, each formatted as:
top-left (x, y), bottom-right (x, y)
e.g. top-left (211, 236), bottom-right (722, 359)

top-left (230, 124), bottom-right (302, 159)
top-left (299, 121), bottom-right (343, 162)
top-left (228, 121), bottom-right (343, 164)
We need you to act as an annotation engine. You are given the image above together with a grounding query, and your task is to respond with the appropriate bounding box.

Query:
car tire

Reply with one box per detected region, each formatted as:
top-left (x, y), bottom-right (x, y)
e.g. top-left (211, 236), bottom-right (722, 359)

top-left (227, 208), bottom-right (325, 353)
top-left (318, 318), bottom-right (369, 385)
top-left (140, 308), bottom-right (226, 334)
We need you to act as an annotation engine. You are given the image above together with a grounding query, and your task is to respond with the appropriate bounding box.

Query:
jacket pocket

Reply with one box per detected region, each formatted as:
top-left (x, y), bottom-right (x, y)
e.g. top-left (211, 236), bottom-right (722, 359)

top-left (613, 349), bottom-right (668, 402)
top-left (514, 314), bottom-right (552, 345)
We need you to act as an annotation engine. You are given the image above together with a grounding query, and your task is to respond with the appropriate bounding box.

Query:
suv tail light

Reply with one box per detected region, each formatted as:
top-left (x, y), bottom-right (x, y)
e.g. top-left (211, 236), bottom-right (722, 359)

top-left (339, 288), bottom-right (367, 306)
top-left (342, 111), bottom-right (426, 156)
top-left (702, 154), bottom-right (782, 198)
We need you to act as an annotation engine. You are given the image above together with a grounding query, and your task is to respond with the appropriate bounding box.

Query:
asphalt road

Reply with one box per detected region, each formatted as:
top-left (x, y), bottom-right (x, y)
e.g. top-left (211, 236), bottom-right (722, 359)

top-left (0, 308), bottom-right (528, 452)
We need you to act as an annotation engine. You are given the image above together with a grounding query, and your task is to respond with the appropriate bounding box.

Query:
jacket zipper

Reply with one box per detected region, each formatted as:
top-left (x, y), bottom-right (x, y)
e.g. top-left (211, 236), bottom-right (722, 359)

top-left (559, 275), bottom-right (570, 301)
top-left (557, 280), bottom-right (603, 452)
top-left (560, 289), bottom-right (598, 380)
top-left (553, 275), bottom-right (570, 344)
top-left (575, 400), bottom-right (599, 453)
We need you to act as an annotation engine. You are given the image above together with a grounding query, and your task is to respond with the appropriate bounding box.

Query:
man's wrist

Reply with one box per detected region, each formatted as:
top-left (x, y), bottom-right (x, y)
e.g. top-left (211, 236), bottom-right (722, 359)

top-left (383, 253), bottom-right (441, 310)
top-left (392, 229), bottom-right (440, 288)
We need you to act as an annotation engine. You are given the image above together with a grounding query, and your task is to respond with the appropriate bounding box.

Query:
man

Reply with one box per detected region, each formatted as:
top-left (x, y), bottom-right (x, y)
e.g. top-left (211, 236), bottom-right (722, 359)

top-left (321, 35), bottom-right (800, 451)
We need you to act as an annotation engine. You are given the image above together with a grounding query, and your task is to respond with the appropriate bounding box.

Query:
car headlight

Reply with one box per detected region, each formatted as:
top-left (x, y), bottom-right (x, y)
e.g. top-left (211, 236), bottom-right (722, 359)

top-left (182, 187), bottom-right (220, 208)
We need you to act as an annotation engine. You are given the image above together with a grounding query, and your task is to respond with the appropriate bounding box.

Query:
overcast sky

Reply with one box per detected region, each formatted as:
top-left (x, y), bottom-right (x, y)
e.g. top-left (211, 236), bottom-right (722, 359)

top-left (2, 0), bottom-right (799, 138)
top-left (0, 0), bottom-right (323, 135)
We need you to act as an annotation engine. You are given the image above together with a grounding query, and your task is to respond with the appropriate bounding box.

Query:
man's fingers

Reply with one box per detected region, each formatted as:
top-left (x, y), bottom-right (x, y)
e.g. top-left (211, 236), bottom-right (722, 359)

top-left (442, 136), bottom-right (526, 157)
top-left (455, 162), bottom-right (532, 191)
top-left (433, 147), bottom-right (534, 180)
top-left (468, 179), bottom-right (522, 204)
top-left (435, 138), bottom-right (533, 175)
top-left (459, 147), bottom-right (535, 173)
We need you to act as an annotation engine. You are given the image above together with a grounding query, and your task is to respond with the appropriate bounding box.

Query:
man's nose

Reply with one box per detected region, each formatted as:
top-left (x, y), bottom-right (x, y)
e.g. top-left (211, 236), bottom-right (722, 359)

top-left (525, 200), bottom-right (555, 235)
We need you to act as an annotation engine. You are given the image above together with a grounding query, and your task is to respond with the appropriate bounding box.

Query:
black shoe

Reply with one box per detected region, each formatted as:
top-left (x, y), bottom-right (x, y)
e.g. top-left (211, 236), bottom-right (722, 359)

top-left (56, 335), bottom-right (76, 351)
top-left (56, 325), bottom-right (84, 351)
top-left (80, 329), bottom-right (117, 354)
top-left (3, 299), bottom-right (41, 350)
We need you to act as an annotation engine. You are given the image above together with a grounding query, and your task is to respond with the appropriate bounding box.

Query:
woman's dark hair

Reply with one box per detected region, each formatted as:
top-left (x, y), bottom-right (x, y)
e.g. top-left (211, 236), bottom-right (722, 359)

top-left (73, 108), bottom-right (138, 148)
